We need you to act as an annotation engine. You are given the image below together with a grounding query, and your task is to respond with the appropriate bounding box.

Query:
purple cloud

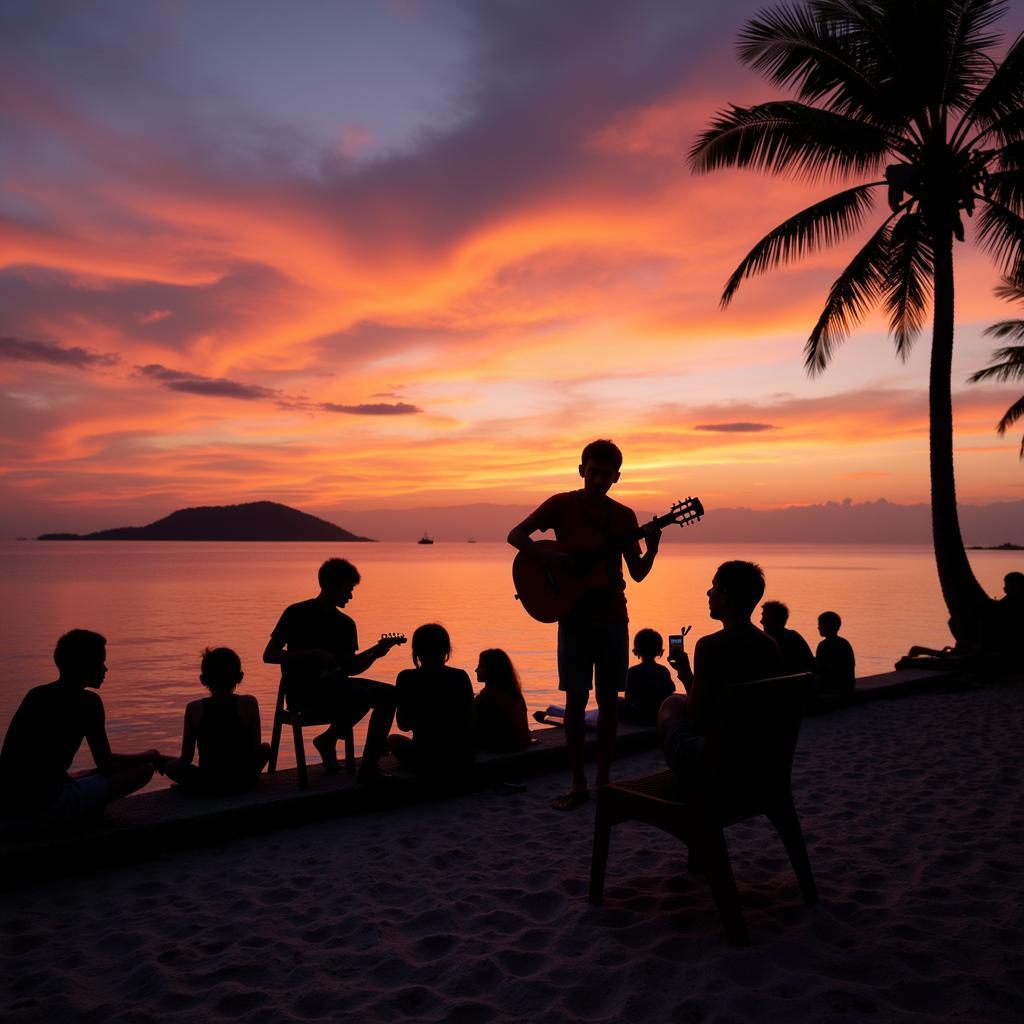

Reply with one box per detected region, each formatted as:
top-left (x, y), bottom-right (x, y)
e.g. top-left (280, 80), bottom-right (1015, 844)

top-left (317, 401), bottom-right (422, 416)
top-left (136, 364), bottom-right (279, 401)
top-left (694, 422), bottom-right (777, 433)
top-left (0, 335), bottom-right (118, 368)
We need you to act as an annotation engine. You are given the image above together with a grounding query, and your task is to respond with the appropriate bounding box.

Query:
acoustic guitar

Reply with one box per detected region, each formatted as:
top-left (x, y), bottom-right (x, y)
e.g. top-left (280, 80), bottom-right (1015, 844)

top-left (512, 497), bottom-right (705, 623)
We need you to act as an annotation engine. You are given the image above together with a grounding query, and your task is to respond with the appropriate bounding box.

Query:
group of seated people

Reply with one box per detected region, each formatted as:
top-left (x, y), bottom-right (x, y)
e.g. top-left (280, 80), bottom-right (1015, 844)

top-left (0, 555), bottom-right (857, 832)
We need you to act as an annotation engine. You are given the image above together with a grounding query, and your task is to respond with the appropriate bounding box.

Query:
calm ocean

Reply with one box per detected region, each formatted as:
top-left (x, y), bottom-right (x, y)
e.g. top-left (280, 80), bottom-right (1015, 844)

top-left (1, 541), bottom-right (1018, 784)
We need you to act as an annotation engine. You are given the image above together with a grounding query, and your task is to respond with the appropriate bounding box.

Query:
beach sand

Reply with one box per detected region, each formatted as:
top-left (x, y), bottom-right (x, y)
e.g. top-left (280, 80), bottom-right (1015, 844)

top-left (3, 680), bottom-right (1023, 1023)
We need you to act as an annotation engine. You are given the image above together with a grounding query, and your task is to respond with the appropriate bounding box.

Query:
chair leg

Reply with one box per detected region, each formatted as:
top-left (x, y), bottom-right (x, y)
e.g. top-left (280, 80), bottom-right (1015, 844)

top-left (768, 798), bottom-right (819, 906)
top-left (268, 714), bottom-right (282, 774)
top-left (588, 801), bottom-right (612, 906)
top-left (698, 826), bottom-right (750, 945)
top-left (344, 728), bottom-right (355, 773)
top-left (293, 721), bottom-right (309, 790)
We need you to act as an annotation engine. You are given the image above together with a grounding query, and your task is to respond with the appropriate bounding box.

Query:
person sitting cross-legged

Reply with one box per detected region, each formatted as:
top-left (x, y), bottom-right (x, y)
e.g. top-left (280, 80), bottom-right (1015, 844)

top-left (474, 648), bottom-right (531, 753)
top-left (660, 561), bottom-right (782, 783)
top-left (618, 628), bottom-right (675, 726)
top-left (759, 601), bottom-right (815, 677)
top-left (0, 630), bottom-right (164, 831)
top-left (162, 647), bottom-right (271, 796)
top-left (388, 624), bottom-right (475, 778)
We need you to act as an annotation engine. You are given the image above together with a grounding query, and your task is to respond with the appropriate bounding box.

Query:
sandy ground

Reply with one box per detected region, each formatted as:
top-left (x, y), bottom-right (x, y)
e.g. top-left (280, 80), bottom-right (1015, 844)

top-left (2, 680), bottom-right (1023, 1023)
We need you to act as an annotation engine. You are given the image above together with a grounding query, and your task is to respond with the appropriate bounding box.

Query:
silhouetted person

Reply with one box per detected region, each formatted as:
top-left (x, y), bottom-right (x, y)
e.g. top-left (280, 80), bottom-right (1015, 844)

top-left (474, 648), bottom-right (531, 753)
top-left (760, 601), bottom-right (815, 676)
top-left (162, 647), bottom-right (270, 796)
top-left (815, 611), bottom-right (856, 696)
top-left (388, 624), bottom-right (474, 777)
top-left (659, 561), bottom-right (781, 782)
top-left (619, 628), bottom-right (675, 726)
top-left (0, 630), bottom-right (163, 830)
top-left (507, 439), bottom-right (661, 811)
top-left (264, 558), bottom-right (398, 783)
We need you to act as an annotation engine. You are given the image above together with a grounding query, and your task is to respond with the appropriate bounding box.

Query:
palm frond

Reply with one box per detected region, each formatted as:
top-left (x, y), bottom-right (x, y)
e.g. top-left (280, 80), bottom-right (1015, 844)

top-left (994, 276), bottom-right (1024, 303)
top-left (737, 3), bottom-right (884, 118)
top-left (689, 101), bottom-right (889, 181)
top-left (939, 0), bottom-right (1009, 111)
top-left (804, 218), bottom-right (893, 375)
top-left (985, 166), bottom-right (1024, 214)
top-left (884, 212), bottom-right (934, 358)
top-left (976, 197), bottom-right (1024, 273)
top-left (968, 345), bottom-right (1024, 379)
top-left (956, 25), bottom-right (1024, 136)
top-left (721, 183), bottom-right (881, 306)
top-left (993, 393), bottom-right (1024, 455)
top-left (983, 322), bottom-right (1024, 341)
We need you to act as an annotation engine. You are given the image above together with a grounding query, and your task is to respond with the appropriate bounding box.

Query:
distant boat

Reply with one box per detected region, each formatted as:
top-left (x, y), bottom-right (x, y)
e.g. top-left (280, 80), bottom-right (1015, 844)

top-left (467, 537), bottom-right (477, 544)
top-left (418, 532), bottom-right (434, 545)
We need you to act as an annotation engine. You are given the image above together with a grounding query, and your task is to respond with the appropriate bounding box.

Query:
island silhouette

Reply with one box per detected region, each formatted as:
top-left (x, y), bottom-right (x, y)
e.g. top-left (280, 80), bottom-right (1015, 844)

top-left (37, 501), bottom-right (373, 542)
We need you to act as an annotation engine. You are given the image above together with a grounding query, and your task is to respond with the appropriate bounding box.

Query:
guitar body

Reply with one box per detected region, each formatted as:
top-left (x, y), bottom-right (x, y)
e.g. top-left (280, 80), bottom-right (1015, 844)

top-left (512, 528), bottom-right (614, 623)
top-left (511, 495), bottom-right (705, 624)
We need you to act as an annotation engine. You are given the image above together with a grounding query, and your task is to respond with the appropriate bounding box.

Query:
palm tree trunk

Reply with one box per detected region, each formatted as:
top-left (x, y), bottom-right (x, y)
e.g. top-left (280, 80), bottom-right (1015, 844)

top-left (929, 228), bottom-right (992, 644)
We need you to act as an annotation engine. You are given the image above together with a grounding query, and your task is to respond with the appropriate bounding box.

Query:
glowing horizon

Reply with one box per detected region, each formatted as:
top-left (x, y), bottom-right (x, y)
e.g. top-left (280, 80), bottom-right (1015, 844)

top-left (2, 1), bottom-right (1023, 537)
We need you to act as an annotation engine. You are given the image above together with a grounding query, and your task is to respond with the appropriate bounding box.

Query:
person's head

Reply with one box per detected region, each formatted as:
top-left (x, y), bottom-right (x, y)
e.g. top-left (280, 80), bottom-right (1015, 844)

top-left (578, 439), bottom-right (623, 498)
top-left (475, 648), bottom-right (521, 693)
top-left (200, 646), bottom-right (243, 694)
top-left (818, 611), bottom-right (842, 637)
top-left (1004, 571), bottom-right (1024, 601)
top-left (412, 623), bottom-right (451, 667)
top-left (759, 600), bottom-right (790, 633)
top-left (632, 628), bottom-right (664, 660)
top-left (708, 561), bottom-right (765, 621)
top-left (53, 629), bottom-right (107, 688)
top-left (318, 558), bottom-right (360, 607)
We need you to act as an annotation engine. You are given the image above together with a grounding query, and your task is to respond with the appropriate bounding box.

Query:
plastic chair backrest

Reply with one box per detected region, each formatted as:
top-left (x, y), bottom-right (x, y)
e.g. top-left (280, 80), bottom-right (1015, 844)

top-left (699, 673), bottom-right (812, 812)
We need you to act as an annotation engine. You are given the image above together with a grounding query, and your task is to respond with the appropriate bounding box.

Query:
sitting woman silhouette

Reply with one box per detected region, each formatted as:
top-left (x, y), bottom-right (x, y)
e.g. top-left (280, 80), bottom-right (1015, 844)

top-left (163, 647), bottom-right (270, 796)
top-left (474, 648), bottom-right (531, 753)
top-left (388, 624), bottom-right (475, 777)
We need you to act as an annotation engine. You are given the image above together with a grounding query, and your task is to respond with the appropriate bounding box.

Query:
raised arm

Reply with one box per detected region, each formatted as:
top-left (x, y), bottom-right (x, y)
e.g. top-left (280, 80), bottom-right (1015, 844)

top-left (623, 519), bottom-right (661, 583)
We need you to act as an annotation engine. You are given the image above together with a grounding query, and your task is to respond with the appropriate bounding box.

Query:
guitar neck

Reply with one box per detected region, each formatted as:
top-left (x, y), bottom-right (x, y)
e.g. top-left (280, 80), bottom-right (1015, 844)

top-left (587, 508), bottom-right (685, 561)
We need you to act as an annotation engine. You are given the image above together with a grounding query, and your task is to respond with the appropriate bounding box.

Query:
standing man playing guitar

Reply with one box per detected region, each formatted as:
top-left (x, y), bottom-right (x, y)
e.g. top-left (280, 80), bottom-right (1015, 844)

top-left (508, 440), bottom-right (661, 810)
top-left (263, 557), bottom-right (401, 783)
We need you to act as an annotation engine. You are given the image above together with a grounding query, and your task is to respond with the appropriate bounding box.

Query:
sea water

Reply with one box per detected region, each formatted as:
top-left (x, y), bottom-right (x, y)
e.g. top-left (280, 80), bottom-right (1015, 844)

top-left (1, 541), bottom-right (1018, 781)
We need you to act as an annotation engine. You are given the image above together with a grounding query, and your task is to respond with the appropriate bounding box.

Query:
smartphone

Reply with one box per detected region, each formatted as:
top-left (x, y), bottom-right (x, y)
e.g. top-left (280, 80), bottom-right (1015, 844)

top-left (668, 634), bottom-right (683, 659)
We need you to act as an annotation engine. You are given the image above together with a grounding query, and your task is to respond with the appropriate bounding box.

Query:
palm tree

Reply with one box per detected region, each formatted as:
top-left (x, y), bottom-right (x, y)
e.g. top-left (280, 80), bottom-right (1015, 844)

top-left (968, 276), bottom-right (1024, 456)
top-left (690, 0), bottom-right (1024, 647)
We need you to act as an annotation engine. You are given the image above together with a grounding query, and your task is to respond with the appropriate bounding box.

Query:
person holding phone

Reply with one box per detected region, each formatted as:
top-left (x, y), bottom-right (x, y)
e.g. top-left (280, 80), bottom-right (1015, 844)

top-left (661, 561), bottom-right (781, 781)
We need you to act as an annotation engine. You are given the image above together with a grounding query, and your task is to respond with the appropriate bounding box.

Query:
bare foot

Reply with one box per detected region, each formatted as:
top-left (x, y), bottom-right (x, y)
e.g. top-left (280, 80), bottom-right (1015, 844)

top-left (550, 787), bottom-right (589, 811)
top-left (312, 734), bottom-right (340, 771)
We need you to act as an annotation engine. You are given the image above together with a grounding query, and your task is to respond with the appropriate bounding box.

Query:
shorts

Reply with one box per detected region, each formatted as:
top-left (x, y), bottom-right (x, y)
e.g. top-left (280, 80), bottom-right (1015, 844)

top-left (557, 619), bottom-right (629, 698)
top-left (0, 773), bottom-right (111, 835)
top-left (660, 708), bottom-right (705, 782)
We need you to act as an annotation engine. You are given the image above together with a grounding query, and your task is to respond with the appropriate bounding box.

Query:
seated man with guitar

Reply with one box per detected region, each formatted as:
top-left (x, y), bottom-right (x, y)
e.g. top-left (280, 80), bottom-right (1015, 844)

top-left (263, 557), bottom-right (403, 783)
top-left (508, 439), bottom-right (663, 811)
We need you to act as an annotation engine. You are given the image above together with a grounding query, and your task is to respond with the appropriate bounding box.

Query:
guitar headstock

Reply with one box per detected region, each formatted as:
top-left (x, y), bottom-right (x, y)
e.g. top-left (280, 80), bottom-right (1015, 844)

top-left (665, 496), bottom-right (704, 528)
top-left (379, 632), bottom-right (408, 649)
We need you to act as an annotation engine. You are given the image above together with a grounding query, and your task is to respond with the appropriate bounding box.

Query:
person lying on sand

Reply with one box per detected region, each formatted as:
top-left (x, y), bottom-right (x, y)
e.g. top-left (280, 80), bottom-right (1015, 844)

top-left (0, 629), bottom-right (163, 830)
top-left (264, 558), bottom-right (399, 783)
top-left (162, 647), bottom-right (270, 796)
top-left (659, 562), bottom-right (781, 782)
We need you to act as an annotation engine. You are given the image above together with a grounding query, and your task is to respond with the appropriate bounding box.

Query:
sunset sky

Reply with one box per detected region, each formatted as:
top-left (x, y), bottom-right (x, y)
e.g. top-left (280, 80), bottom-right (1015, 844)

top-left (3, 0), bottom-right (1024, 538)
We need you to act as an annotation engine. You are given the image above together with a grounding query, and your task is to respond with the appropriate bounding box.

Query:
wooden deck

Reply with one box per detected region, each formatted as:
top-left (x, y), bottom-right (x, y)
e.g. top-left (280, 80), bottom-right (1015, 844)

top-left (1, 667), bottom-right (956, 885)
